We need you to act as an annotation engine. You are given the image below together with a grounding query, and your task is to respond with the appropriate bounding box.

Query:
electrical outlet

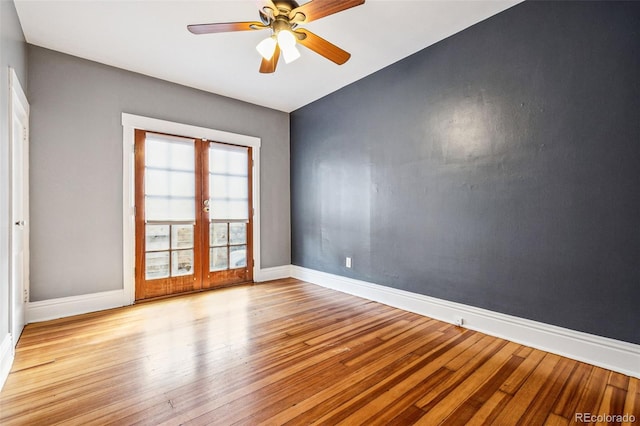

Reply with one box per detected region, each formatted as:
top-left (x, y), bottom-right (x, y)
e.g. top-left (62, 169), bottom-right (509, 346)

top-left (345, 257), bottom-right (352, 268)
top-left (454, 316), bottom-right (464, 327)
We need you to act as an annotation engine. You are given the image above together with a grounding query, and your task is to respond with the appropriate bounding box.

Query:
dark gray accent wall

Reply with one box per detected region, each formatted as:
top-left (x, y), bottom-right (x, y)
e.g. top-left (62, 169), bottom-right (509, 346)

top-left (291, 1), bottom-right (640, 344)
top-left (28, 46), bottom-right (290, 301)
top-left (1, 0), bottom-right (27, 339)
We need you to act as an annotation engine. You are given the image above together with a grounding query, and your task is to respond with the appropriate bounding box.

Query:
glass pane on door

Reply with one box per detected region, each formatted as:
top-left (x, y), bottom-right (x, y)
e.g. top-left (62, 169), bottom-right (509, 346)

top-left (145, 134), bottom-right (196, 222)
top-left (146, 252), bottom-right (170, 280)
top-left (171, 225), bottom-right (194, 249)
top-left (143, 133), bottom-right (196, 281)
top-left (146, 225), bottom-right (170, 251)
top-left (172, 250), bottom-right (194, 276)
top-left (229, 223), bottom-right (246, 244)
top-left (210, 223), bottom-right (228, 246)
top-left (207, 142), bottom-right (250, 275)
top-left (209, 144), bottom-right (249, 221)
top-left (210, 247), bottom-right (228, 271)
top-left (230, 245), bottom-right (247, 268)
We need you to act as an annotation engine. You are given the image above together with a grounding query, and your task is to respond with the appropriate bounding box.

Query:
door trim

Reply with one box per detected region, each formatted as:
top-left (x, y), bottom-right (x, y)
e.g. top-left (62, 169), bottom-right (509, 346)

top-left (8, 67), bottom-right (29, 348)
top-left (122, 113), bottom-right (261, 305)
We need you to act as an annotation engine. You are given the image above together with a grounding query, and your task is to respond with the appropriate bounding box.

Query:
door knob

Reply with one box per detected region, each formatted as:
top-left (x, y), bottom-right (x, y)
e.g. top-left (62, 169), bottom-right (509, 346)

top-left (15, 220), bottom-right (25, 227)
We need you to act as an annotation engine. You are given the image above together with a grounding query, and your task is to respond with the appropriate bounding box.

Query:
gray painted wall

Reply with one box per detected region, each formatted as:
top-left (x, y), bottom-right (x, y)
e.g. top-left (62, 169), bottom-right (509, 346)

top-left (291, 1), bottom-right (640, 344)
top-left (28, 46), bottom-right (290, 301)
top-left (0, 0), bottom-right (27, 339)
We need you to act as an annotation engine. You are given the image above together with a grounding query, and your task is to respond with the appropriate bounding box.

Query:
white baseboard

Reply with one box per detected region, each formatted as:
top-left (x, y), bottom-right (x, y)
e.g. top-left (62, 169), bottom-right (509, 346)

top-left (24, 267), bottom-right (296, 325)
top-left (255, 265), bottom-right (292, 282)
top-left (0, 333), bottom-right (14, 391)
top-left (26, 289), bottom-right (126, 324)
top-left (24, 266), bottom-right (295, 325)
top-left (291, 265), bottom-right (640, 378)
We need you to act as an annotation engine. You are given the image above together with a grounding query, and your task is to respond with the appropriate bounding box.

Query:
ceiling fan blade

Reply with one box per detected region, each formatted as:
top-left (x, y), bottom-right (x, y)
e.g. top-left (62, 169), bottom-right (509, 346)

top-left (294, 29), bottom-right (351, 65)
top-left (259, 44), bottom-right (281, 73)
top-left (187, 21), bottom-right (266, 35)
top-left (289, 0), bottom-right (365, 24)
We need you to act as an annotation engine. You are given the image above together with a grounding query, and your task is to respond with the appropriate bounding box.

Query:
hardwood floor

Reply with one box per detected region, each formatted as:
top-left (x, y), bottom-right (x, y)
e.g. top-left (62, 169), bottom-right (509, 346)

top-left (0, 278), bottom-right (637, 425)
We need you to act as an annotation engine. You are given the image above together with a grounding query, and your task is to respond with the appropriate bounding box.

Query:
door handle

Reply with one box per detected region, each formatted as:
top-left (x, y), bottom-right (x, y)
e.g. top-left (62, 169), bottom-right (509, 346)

top-left (15, 220), bottom-right (25, 227)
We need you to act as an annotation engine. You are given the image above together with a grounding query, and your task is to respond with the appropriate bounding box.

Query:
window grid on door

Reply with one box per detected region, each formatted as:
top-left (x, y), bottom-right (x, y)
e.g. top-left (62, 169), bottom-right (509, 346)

top-left (145, 223), bottom-right (195, 280)
top-left (209, 222), bottom-right (247, 272)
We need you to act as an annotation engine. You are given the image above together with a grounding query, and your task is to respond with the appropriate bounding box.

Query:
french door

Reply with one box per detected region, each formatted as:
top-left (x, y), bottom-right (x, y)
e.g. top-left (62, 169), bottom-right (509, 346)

top-left (134, 130), bottom-right (253, 301)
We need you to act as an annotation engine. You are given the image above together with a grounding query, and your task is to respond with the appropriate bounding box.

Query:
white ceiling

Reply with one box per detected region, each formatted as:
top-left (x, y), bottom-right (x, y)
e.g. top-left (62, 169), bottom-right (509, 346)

top-left (14, 0), bottom-right (521, 112)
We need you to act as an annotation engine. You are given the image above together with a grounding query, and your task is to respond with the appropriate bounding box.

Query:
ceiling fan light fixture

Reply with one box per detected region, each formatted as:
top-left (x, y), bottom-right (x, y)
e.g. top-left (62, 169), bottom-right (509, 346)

top-left (282, 44), bottom-right (301, 64)
top-left (256, 36), bottom-right (277, 60)
top-left (277, 29), bottom-right (300, 64)
top-left (276, 29), bottom-right (297, 49)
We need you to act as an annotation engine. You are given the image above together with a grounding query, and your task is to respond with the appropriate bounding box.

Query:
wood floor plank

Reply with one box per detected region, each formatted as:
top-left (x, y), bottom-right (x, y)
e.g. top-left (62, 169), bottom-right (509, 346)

top-left (499, 347), bottom-right (547, 395)
top-left (516, 357), bottom-right (577, 425)
top-left (340, 317), bottom-right (439, 368)
top-left (593, 385), bottom-right (629, 426)
top-left (181, 318), bottom-right (416, 426)
top-left (416, 336), bottom-right (509, 408)
top-left (414, 341), bottom-right (519, 424)
top-left (439, 353), bottom-right (525, 424)
top-left (545, 413), bottom-right (570, 426)
top-left (482, 352), bottom-right (562, 424)
top-left (622, 378), bottom-right (639, 426)
top-left (386, 404), bottom-right (429, 425)
top-left (311, 331), bottom-right (485, 425)
top-left (569, 366), bottom-right (613, 423)
top-left (150, 311), bottom-right (417, 425)
top-left (364, 367), bottom-right (453, 426)
top-left (465, 390), bottom-right (511, 426)
top-left (552, 362), bottom-right (594, 419)
top-left (0, 279), bottom-right (635, 426)
top-left (268, 329), bottom-right (468, 425)
top-left (271, 329), bottom-right (474, 424)
top-left (265, 326), bottom-right (454, 424)
top-left (609, 370), bottom-right (631, 390)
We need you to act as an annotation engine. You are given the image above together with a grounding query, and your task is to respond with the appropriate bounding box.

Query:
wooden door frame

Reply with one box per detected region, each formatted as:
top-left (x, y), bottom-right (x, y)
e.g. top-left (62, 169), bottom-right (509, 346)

top-left (121, 113), bottom-right (261, 305)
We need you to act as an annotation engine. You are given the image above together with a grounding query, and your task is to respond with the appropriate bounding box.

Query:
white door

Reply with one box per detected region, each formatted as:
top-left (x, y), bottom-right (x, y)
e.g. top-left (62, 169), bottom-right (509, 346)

top-left (10, 69), bottom-right (29, 346)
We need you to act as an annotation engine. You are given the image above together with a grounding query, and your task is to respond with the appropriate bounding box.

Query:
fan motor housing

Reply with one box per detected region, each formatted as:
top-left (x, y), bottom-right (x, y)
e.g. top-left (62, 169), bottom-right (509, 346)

top-left (273, 1), bottom-right (300, 14)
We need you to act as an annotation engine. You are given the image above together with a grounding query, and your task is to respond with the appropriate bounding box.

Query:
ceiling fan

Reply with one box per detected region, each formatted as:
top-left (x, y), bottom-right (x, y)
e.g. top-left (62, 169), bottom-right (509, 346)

top-left (187, 0), bottom-right (365, 73)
